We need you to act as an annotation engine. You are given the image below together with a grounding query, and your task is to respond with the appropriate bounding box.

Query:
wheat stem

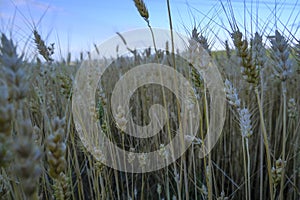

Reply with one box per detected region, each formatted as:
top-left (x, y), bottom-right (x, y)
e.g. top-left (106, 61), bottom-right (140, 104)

top-left (242, 138), bottom-right (248, 200)
top-left (255, 87), bottom-right (274, 200)
top-left (279, 81), bottom-right (287, 200)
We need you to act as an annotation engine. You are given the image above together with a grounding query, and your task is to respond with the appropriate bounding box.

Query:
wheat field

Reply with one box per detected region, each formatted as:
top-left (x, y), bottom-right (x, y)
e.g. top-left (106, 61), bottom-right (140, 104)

top-left (0, 0), bottom-right (300, 200)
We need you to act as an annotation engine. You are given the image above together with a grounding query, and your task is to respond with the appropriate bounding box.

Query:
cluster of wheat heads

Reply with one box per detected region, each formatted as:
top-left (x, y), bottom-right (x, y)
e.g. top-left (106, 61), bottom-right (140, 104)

top-left (212, 25), bottom-right (300, 199)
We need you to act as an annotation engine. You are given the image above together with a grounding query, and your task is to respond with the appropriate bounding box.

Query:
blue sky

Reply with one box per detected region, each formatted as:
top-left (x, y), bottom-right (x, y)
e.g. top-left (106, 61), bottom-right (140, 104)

top-left (1, 0), bottom-right (299, 60)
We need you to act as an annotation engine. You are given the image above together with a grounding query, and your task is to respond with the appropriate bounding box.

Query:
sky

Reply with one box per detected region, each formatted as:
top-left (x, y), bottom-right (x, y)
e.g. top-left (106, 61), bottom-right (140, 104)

top-left (0, 0), bottom-right (299, 60)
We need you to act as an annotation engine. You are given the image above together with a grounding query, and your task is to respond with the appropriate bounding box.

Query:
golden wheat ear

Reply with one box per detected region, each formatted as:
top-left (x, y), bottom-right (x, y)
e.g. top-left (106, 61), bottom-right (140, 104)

top-left (133, 0), bottom-right (149, 22)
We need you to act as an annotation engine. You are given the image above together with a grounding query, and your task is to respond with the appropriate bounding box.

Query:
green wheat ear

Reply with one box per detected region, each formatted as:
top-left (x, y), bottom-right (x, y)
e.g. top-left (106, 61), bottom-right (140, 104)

top-left (33, 30), bottom-right (54, 63)
top-left (0, 85), bottom-right (13, 167)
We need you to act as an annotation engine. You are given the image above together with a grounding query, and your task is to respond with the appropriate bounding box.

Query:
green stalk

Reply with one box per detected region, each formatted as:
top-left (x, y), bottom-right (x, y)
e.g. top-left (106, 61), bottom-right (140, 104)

top-left (166, 164), bottom-right (170, 200)
top-left (259, 71), bottom-right (264, 200)
top-left (165, 1), bottom-right (183, 199)
top-left (203, 86), bottom-right (213, 200)
top-left (279, 81), bottom-right (287, 200)
top-left (122, 135), bottom-right (131, 199)
top-left (255, 87), bottom-right (274, 200)
top-left (141, 173), bottom-right (145, 200)
top-left (146, 22), bottom-right (158, 56)
top-left (242, 138), bottom-right (248, 200)
top-left (246, 138), bottom-right (251, 200)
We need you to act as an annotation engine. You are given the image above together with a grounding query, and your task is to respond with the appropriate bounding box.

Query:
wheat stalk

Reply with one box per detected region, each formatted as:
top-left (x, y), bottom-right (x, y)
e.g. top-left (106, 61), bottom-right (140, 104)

top-left (270, 30), bottom-right (292, 200)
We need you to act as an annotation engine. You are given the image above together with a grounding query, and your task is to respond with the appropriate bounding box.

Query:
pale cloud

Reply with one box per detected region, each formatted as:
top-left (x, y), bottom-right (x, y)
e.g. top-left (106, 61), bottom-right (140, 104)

top-left (9, 0), bottom-right (65, 13)
top-left (0, 12), bottom-right (12, 20)
top-left (0, 0), bottom-right (67, 28)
